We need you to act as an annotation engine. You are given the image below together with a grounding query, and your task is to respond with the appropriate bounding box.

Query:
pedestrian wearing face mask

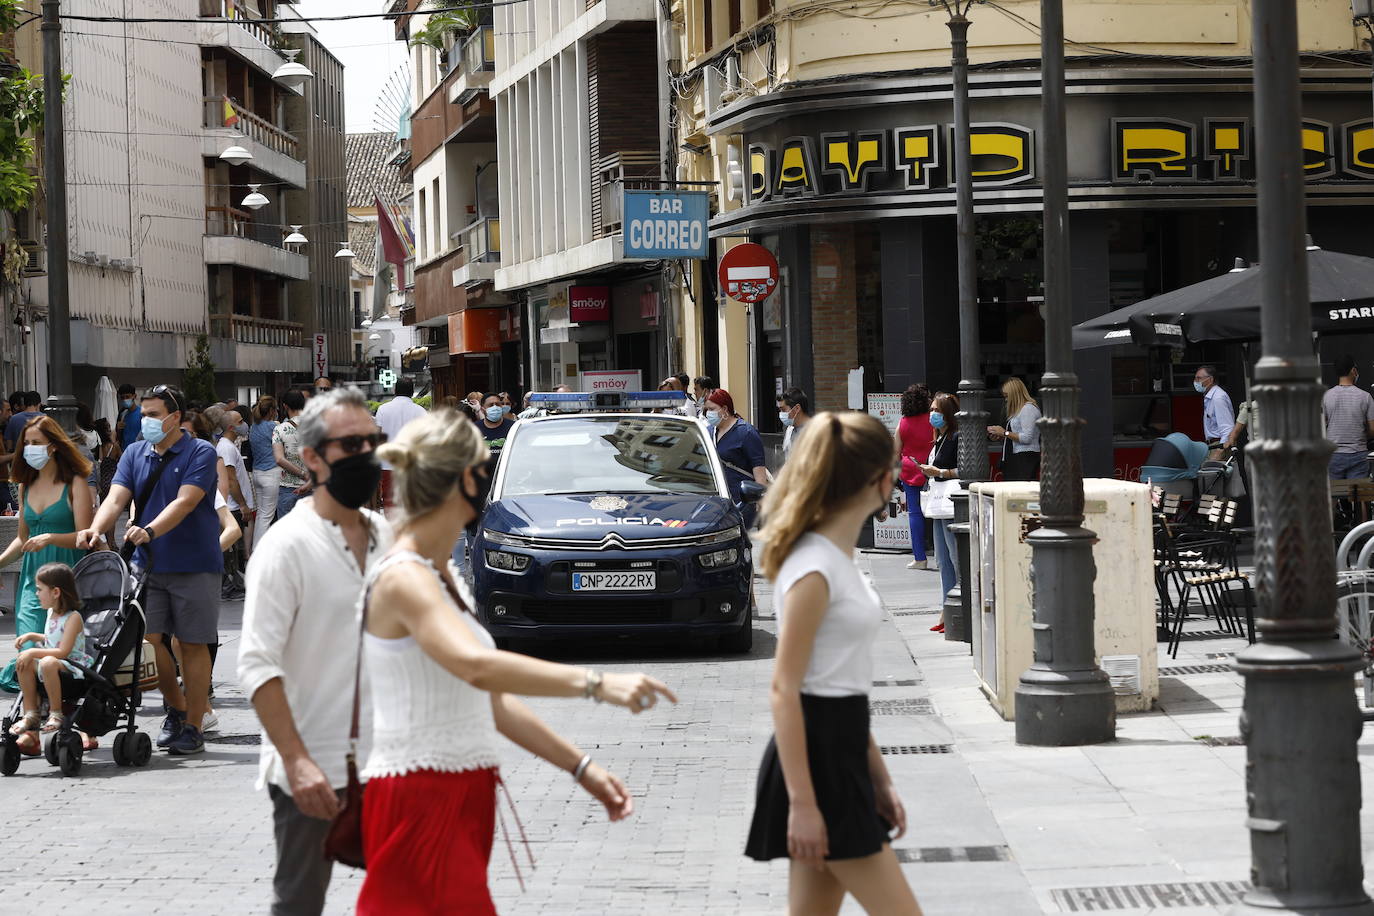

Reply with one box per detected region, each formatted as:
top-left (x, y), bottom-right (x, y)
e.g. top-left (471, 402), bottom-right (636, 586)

top-left (0, 416), bottom-right (93, 693)
top-left (78, 384), bottom-right (222, 755)
top-left (206, 407), bottom-right (256, 598)
top-left (706, 389), bottom-right (768, 529)
top-left (778, 388), bottom-right (813, 461)
top-left (238, 388), bottom-right (394, 916)
top-left (373, 377), bottom-right (428, 511)
top-left (115, 383), bottom-right (142, 449)
top-left (478, 393), bottom-right (516, 458)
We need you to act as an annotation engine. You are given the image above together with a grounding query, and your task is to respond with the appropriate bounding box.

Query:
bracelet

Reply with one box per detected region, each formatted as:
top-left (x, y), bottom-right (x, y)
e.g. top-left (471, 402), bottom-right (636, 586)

top-left (145, 525), bottom-right (155, 539)
top-left (572, 754), bottom-right (592, 783)
top-left (583, 669), bottom-right (603, 701)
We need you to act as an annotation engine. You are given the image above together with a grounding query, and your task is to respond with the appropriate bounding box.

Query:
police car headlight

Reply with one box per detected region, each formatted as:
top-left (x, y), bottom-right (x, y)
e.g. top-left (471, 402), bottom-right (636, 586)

top-left (483, 529), bottom-right (528, 547)
top-left (696, 526), bottom-right (742, 546)
top-left (697, 548), bottom-right (740, 569)
top-left (485, 550), bottom-right (531, 573)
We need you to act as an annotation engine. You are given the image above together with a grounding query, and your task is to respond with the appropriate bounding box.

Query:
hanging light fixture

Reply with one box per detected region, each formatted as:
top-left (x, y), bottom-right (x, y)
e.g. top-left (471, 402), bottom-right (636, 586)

top-left (219, 137), bottom-right (253, 166)
top-left (368, 332), bottom-right (382, 341)
top-left (283, 225), bottom-right (308, 245)
top-left (241, 184), bottom-right (269, 210)
top-left (360, 318), bottom-right (373, 329)
top-left (272, 48), bottom-right (313, 90)
top-left (335, 241), bottom-right (357, 259)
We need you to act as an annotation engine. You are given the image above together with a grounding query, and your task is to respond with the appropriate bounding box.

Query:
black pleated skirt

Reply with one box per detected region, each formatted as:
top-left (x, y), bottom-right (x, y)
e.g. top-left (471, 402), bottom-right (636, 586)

top-left (744, 693), bottom-right (891, 862)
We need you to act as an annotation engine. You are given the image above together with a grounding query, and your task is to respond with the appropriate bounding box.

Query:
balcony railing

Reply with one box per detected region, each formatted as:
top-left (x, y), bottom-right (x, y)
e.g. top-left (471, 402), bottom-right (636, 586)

top-left (594, 151), bottom-right (659, 237)
top-left (462, 26), bottom-right (495, 76)
top-left (205, 205), bottom-right (284, 248)
top-left (210, 313), bottom-right (304, 348)
top-left (200, 0), bottom-right (281, 50)
top-left (459, 216), bottom-right (500, 263)
top-left (204, 97), bottom-right (301, 160)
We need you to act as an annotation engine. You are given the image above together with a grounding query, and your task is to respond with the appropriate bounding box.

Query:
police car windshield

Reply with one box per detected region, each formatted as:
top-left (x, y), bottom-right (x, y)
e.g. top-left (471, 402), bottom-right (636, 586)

top-left (500, 416), bottom-right (719, 497)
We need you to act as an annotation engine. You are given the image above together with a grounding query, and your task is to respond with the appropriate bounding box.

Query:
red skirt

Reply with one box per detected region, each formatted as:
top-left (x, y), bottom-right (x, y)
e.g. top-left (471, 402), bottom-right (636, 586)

top-left (357, 767), bottom-right (499, 915)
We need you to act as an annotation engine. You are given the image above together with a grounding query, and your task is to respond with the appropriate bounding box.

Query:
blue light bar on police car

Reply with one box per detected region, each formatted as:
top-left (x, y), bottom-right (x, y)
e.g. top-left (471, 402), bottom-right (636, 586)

top-left (528, 391), bottom-right (688, 411)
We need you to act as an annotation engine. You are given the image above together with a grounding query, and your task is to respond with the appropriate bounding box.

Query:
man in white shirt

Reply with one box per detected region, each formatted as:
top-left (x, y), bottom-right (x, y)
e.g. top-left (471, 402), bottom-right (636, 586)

top-left (373, 376), bottom-right (427, 508)
top-left (206, 406), bottom-right (255, 598)
top-left (238, 388), bottom-right (393, 916)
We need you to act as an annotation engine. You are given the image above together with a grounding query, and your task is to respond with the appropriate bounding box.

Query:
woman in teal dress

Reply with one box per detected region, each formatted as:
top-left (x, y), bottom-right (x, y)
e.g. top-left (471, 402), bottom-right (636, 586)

top-left (0, 414), bottom-right (92, 693)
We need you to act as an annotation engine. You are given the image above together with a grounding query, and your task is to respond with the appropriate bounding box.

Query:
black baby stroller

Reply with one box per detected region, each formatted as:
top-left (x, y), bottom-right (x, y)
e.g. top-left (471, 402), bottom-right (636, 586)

top-left (1, 548), bottom-right (154, 776)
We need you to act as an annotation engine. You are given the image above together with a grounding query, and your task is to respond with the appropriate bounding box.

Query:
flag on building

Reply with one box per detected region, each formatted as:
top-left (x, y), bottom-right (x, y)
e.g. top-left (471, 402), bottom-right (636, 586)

top-left (222, 96), bottom-right (239, 127)
top-left (375, 194), bottom-right (415, 274)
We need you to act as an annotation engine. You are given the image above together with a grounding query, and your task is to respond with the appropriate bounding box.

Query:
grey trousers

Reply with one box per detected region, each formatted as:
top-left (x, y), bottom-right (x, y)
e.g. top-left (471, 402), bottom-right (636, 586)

top-left (268, 784), bottom-right (344, 916)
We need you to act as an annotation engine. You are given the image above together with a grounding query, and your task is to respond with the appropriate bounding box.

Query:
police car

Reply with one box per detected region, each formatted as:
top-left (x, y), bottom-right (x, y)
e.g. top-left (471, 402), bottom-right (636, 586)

top-left (472, 390), bottom-right (759, 652)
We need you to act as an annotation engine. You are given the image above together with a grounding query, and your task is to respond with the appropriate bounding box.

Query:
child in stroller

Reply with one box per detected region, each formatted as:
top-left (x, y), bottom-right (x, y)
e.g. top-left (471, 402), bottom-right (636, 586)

top-left (7, 563), bottom-right (94, 751)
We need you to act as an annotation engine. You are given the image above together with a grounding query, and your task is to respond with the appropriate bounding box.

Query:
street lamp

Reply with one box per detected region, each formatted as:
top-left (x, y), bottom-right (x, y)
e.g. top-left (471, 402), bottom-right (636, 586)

top-left (39, 0), bottom-right (80, 440)
top-left (1229, 0), bottom-right (1374, 910)
top-left (1012, 0), bottom-right (1116, 746)
top-left (241, 184), bottom-right (269, 210)
top-left (930, 0), bottom-right (986, 643)
top-left (335, 242), bottom-right (357, 259)
top-left (283, 225), bottom-right (308, 246)
top-left (219, 137), bottom-right (254, 167)
top-left (271, 48), bottom-right (313, 90)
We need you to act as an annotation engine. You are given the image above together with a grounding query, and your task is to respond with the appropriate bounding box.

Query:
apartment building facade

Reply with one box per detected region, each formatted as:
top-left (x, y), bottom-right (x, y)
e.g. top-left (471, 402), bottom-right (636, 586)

top-left (492, 0), bottom-right (673, 395)
top-left (671, 0), bottom-right (1374, 474)
top-left (389, 0), bottom-right (508, 400)
top-left (5, 0), bottom-right (344, 406)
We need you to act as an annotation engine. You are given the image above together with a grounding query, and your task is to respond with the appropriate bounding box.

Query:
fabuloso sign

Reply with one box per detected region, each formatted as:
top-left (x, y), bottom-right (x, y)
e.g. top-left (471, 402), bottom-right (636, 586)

top-left (583, 369), bottom-right (642, 393)
top-left (623, 190), bottom-right (709, 259)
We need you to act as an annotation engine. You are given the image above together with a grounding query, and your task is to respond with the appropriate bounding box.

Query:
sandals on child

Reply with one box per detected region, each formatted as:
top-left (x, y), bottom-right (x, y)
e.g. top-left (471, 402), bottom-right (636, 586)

top-left (39, 715), bottom-right (65, 734)
top-left (7, 712), bottom-right (40, 736)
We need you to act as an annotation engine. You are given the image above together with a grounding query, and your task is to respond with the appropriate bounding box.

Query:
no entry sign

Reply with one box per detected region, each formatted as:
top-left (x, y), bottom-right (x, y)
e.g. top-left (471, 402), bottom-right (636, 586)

top-left (718, 243), bottom-right (778, 304)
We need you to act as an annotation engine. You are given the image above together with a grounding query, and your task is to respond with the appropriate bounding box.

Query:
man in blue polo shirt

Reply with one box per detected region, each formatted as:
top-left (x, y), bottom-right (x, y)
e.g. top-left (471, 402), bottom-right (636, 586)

top-left (79, 384), bottom-right (222, 755)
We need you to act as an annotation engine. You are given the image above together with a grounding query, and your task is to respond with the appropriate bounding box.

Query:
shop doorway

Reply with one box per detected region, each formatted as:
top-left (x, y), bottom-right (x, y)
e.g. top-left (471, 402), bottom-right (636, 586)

top-left (616, 332), bottom-right (655, 389)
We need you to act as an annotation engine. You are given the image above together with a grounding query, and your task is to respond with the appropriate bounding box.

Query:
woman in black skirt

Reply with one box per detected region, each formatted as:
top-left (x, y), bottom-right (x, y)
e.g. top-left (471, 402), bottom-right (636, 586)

top-left (745, 411), bottom-right (922, 915)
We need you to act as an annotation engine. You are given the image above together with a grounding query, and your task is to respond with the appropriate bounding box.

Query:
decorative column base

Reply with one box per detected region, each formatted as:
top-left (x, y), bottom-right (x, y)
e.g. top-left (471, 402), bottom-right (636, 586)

top-left (943, 489), bottom-right (971, 643)
top-left (1014, 524), bottom-right (1116, 747)
top-left (1229, 640), bottom-right (1372, 915)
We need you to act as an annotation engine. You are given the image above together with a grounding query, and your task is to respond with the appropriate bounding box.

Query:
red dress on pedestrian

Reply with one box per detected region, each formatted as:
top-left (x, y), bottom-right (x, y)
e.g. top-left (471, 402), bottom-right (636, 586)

top-left (354, 552), bottom-right (509, 915)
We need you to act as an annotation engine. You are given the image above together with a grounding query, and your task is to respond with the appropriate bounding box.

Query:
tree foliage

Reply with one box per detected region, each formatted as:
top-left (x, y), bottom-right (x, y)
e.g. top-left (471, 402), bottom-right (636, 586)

top-left (184, 334), bottom-right (219, 407)
top-left (408, 2), bottom-right (477, 54)
top-left (0, 0), bottom-right (51, 214)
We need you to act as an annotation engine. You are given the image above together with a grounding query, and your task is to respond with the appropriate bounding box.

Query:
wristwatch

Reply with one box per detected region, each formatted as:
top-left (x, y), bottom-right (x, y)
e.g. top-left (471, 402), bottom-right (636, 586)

top-left (145, 525), bottom-right (156, 540)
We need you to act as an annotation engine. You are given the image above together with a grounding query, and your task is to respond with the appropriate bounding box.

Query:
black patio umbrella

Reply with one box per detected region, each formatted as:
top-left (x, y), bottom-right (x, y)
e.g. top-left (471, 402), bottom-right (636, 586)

top-left (1072, 240), bottom-right (1374, 350)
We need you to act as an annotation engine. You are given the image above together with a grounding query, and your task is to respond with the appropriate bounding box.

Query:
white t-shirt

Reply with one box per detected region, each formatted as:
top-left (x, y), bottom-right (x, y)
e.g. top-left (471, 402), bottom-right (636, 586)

top-left (375, 396), bottom-right (428, 470)
top-left (773, 532), bottom-right (882, 697)
top-left (216, 435), bottom-right (254, 512)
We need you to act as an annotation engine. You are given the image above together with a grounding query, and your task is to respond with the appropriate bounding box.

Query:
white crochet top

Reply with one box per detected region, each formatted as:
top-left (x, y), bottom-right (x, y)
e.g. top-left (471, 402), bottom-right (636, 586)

top-left (361, 551), bottom-right (501, 780)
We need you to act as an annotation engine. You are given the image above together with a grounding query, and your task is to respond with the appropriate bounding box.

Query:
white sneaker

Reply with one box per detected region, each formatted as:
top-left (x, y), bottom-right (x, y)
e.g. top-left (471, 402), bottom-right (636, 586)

top-left (907, 559), bottom-right (927, 570)
top-left (201, 710), bottom-right (220, 735)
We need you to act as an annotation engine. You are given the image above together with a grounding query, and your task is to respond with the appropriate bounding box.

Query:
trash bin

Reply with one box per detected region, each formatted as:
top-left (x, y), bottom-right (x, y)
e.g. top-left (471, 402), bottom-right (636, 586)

top-left (967, 479), bottom-right (1159, 719)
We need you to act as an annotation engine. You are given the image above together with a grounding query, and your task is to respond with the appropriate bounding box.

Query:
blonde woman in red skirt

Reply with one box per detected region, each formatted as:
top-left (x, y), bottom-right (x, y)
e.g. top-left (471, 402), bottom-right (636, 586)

top-left (359, 409), bottom-right (677, 914)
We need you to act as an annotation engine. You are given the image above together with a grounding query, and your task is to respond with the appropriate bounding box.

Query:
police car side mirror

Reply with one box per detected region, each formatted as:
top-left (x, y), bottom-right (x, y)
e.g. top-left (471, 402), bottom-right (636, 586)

top-left (740, 481), bottom-right (766, 503)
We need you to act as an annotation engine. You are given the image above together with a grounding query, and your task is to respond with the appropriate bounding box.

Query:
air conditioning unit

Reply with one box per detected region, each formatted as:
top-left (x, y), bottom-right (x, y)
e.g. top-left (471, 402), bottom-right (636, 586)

top-left (18, 240), bottom-right (44, 277)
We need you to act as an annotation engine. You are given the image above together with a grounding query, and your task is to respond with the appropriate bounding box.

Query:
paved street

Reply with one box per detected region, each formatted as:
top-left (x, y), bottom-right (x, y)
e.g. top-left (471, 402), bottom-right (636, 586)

top-left (3, 551), bottom-right (1374, 914)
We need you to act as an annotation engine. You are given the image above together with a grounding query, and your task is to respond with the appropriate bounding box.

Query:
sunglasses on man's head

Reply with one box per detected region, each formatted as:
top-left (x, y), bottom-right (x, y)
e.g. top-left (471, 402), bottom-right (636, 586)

top-left (319, 432), bottom-right (385, 455)
top-left (149, 384), bottom-right (181, 414)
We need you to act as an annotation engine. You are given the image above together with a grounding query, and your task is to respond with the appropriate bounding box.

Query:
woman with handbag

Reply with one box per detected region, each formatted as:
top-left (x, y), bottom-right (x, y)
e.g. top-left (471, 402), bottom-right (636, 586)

top-left (918, 393), bottom-right (961, 633)
top-left (896, 384), bottom-right (934, 569)
top-left (355, 409), bottom-right (678, 915)
top-left (989, 377), bottom-right (1041, 481)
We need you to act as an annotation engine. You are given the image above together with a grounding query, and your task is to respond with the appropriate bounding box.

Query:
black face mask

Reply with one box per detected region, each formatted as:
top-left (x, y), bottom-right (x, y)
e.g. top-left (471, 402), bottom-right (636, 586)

top-left (463, 459), bottom-right (496, 535)
top-left (324, 452), bottom-right (382, 510)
